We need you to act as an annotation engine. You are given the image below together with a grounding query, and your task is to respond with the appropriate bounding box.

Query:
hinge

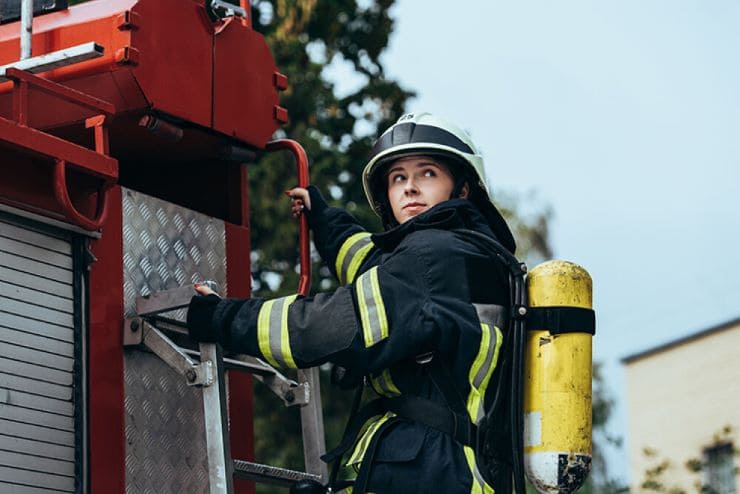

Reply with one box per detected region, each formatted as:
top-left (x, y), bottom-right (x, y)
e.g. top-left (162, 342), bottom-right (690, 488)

top-left (115, 46), bottom-right (140, 66)
top-left (116, 10), bottom-right (140, 31)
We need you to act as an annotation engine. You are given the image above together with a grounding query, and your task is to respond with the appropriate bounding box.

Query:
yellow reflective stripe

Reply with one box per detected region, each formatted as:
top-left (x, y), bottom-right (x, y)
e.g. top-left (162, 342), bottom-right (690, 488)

top-left (257, 299), bottom-right (279, 368)
top-left (335, 232), bottom-right (372, 284)
top-left (369, 369), bottom-right (401, 397)
top-left (381, 369), bottom-right (401, 396)
top-left (356, 267), bottom-right (389, 348)
top-left (346, 241), bottom-right (374, 283)
top-left (477, 326), bottom-right (503, 412)
top-left (463, 446), bottom-right (493, 494)
top-left (256, 295), bottom-right (298, 369)
top-left (466, 324), bottom-right (503, 424)
top-left (347, 413), bottom-right (392, 465)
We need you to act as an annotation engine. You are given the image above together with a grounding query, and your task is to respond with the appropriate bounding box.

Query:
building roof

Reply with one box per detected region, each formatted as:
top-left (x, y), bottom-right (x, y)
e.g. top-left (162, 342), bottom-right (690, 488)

top-left (621, 316), bottom-right (740, 365)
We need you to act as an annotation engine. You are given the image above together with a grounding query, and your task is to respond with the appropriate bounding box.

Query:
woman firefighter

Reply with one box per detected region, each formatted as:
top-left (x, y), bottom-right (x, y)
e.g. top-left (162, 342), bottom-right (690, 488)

top-left (187, 113), bottom-right (518, 493)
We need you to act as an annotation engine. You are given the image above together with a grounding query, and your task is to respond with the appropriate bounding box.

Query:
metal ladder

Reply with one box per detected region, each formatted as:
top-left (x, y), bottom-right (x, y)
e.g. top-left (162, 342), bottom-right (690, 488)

top-left (123, 284), bottom-right (327, 492)
top-left (121, 139), bottom-right (319, 492)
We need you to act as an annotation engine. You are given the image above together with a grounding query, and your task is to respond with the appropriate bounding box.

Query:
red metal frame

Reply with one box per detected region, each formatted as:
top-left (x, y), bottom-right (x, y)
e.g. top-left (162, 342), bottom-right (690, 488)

top-left (1, 68), bottom-right (117, 230)
top-left (87, 186), bottom-right (126, 493)
top-left (264, 139), bottom-right (311, 296)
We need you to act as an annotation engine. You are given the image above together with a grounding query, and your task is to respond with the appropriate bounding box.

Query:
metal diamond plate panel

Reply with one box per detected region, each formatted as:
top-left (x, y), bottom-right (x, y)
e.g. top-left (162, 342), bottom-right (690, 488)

top-left (122, 189), bottom-right (227, 493)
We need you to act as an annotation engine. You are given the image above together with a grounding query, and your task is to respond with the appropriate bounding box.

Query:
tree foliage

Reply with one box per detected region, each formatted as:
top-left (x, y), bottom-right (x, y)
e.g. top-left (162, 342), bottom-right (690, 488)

top-left (638, 426), bottom-right (738, 494)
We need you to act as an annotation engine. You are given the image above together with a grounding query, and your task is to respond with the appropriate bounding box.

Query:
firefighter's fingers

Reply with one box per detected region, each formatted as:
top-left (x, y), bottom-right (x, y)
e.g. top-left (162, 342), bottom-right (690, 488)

top-left (291, 199), bottom-right (305, 218)
top-left (193, 283), bottom-right (216, 297)
top-left (285, 187), bottom-right (311, 211)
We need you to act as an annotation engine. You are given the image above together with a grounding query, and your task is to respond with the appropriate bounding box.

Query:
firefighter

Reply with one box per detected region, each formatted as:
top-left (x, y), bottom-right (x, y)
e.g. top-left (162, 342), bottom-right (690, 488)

top-left (188, 112), bottom-right (516, 493)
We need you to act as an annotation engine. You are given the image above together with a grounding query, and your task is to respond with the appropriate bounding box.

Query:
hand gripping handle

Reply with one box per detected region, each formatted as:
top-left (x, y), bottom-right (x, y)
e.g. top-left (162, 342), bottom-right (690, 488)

top-left (264, 139), bottom-right (311, 296)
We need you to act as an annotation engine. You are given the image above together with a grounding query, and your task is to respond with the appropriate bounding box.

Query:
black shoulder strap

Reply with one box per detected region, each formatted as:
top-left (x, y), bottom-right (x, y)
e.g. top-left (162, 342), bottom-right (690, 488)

top-left (527, 306), bottom-right (596, 335)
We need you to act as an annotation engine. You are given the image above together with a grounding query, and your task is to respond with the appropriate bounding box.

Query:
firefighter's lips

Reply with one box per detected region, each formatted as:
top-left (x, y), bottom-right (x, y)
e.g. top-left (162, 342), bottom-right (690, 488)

top-left (403, 202), bottom-right (426, 211)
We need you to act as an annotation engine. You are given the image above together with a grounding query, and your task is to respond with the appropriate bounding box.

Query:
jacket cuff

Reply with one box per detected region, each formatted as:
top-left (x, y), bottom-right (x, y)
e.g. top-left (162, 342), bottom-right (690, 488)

top-left (187, 294), bottom-right (222, 343)
top-left (306, 185), bottom-right (329, 229)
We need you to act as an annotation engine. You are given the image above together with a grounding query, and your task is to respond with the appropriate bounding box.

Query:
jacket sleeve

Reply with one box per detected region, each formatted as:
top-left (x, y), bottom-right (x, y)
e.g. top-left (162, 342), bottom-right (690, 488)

top-left (186, 233), bottom-right (465, 375)
top-left (304, 186), bottom-right (380, 285)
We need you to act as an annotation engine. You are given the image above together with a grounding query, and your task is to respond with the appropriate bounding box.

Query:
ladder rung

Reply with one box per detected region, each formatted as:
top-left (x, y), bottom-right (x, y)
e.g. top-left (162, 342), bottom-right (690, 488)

top-left (233, 460), bottom-right (322, 487)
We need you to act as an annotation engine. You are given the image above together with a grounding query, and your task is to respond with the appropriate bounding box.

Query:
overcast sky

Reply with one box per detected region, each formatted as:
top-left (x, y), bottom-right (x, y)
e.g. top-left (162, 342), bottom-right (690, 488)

top-left (363, 0), bottom-right (740, 484)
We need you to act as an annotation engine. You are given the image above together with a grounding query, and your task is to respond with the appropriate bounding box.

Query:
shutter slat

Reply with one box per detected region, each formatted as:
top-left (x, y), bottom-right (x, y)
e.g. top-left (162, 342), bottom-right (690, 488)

top-left (0, 388), bottom-right (74, 417)
top-left (0, 403), bottom-right (74, 431)
top-left (0, 450), bottom-right (75, 477)
top-left (0, 315), bottom-right (74, 344)
top-left (0, 435), bottom-right (74, 462)
top-left (0, 328), bottom-right (73, 358)
top-left (0, 266), bottom-right (71, 299)
top-left (0, 359), bottom-right (72, 387)
top-left (0, 342), bottom-right (74, 372)
top-left (0, 467), bottom-right (74, 493)
top-left (0, 282), bottom-right (73, 314)
top-left (0, 420), bottom-right (74, 447)
top-left (0, 237), bottom-right (72, 270)
top-left (0, 221), bottom-right (71, 255)
top-left (0, 251), bottom-right (71, 284)
top-left (0, 372), bottom-right (73, 401)
top-left (0, 298), bottom-right (73, 328)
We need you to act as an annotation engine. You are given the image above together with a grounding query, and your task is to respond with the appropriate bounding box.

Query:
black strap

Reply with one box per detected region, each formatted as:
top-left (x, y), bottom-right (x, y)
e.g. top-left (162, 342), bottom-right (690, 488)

top-left (382, 395), bottom-right (476, 447)
top-left (526, 306), bottom-right (596, 335)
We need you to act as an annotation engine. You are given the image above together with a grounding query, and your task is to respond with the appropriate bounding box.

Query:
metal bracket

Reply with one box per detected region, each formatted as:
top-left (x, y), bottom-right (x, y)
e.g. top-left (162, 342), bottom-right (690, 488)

top-left (135, 283), bottom-right (218, 316)
top-left (209, 0), bottom-right (247, 19)
top-left (125, 317), bottom-right (215, 387)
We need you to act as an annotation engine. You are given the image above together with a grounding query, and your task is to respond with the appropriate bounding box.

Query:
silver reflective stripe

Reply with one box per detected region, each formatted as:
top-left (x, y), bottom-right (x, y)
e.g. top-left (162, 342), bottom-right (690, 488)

top-left (463, 446), bottom-right (493, 494)
top-left (466, 323), bottom-right (503, 424)
top-left (356, 267), bottom-right (388, 348)
top-left (335, 232), bottom-right (373, 285)
top-left (473, 326), bottom-right (497, 389)
top-left (257, 295), bottom-right (298, 368)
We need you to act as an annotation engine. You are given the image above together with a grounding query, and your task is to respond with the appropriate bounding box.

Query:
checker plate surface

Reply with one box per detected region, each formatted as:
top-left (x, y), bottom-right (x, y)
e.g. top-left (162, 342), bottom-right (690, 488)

top-left (122, 189), bottom-right (227, 493)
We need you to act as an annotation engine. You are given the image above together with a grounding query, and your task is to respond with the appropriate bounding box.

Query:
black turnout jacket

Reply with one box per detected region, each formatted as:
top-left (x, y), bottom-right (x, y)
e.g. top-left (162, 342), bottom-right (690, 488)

top-left (188, 187), bottom-right (512, 494)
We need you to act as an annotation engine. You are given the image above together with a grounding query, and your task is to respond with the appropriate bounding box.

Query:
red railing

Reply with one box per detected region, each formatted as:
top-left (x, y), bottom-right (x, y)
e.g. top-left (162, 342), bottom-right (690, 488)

top-left (2, 67), bottom-right (118, 230)
top-left (264, 139), bottom-right (311, 296)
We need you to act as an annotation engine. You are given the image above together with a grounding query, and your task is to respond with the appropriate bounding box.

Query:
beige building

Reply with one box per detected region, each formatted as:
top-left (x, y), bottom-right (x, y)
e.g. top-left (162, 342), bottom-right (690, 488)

top-left (623, 317), bottom-right (740, 493)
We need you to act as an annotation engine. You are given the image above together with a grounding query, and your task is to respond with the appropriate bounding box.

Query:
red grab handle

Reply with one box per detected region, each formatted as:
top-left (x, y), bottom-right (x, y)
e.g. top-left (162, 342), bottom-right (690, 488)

top-left (264, 139), bottom-right (311, 296)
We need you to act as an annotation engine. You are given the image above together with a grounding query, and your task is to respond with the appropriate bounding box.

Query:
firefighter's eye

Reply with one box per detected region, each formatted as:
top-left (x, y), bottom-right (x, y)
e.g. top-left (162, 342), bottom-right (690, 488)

top-left (390, 173), bottom-right (406, 184)
top-left (423, 169), bottom-right (436, 178)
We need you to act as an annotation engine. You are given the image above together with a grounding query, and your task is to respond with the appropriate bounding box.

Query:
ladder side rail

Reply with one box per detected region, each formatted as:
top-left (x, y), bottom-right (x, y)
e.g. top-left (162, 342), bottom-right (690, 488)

top-left (200, 342), bottom-right (235, 494)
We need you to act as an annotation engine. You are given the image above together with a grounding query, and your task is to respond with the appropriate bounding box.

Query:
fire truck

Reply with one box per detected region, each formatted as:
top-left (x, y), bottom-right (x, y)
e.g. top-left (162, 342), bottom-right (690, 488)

top-left (0, 1), bottom-right (597, 493)
top-left (0, 0), bottom-right (326, 492)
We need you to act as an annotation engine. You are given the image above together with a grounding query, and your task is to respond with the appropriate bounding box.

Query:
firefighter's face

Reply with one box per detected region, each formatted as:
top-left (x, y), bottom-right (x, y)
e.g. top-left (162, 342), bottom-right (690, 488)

top-left (386, 156), bottom-right (460, 224)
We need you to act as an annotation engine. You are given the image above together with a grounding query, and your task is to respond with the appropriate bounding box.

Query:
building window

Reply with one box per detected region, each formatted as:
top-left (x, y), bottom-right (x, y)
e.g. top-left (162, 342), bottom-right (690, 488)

top-left (704, 442), bottom-right (736, 494)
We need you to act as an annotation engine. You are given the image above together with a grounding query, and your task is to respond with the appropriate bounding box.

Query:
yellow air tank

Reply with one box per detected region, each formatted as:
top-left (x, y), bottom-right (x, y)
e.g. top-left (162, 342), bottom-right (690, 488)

top-left (524, 260), bottom-right (593, 494)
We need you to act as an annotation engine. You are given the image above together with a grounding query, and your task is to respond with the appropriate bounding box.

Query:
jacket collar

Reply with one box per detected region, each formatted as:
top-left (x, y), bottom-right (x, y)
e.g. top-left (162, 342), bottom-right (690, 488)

top-left (371, 199), bottom-right (497, 252)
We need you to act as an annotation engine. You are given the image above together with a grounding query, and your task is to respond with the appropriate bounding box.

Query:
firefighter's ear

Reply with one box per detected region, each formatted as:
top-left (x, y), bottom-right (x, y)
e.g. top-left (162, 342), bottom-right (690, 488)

top-left (459, 182), bottom-right (470, 199)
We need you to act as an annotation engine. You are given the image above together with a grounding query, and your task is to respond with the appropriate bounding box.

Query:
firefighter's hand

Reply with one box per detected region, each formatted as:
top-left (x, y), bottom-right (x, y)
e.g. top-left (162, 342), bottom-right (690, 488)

top-left (194, 283), bottom-right (218, 297)
top-left (187, 284), bottom-right (222, 343)
top-left (286, 187), bottom-right (311, 218)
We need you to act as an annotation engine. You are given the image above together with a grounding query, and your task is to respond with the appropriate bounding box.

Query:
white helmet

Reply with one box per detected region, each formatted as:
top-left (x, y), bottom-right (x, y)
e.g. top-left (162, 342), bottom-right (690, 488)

top-left (362, 112), bottom-right (515, 252)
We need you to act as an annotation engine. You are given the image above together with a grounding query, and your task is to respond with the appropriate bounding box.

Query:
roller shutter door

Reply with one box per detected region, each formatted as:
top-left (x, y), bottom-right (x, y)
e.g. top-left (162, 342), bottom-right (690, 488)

top-left (0, 215), bottom-right (80, 493)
